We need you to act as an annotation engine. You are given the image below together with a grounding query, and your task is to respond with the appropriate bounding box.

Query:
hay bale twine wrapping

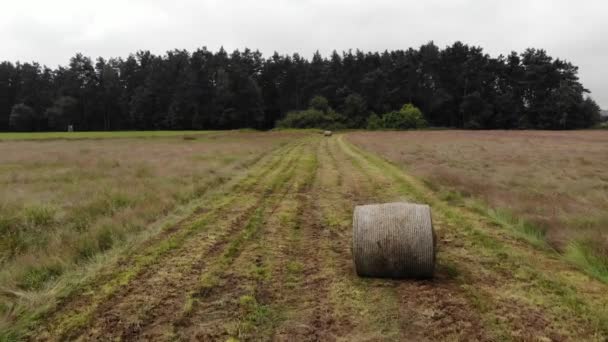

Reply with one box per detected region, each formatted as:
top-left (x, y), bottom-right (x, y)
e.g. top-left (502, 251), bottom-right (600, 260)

top-left (323, 130), bottom-right (332, 137)
top-left (353, 202), bottom-right (435, 278)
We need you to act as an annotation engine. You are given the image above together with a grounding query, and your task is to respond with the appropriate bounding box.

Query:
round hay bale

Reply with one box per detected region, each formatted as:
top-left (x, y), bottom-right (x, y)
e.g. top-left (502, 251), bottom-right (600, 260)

top-left (323, 130), bottom-right (332, 137)
top-left (352, 202), bottom-right (435, 278)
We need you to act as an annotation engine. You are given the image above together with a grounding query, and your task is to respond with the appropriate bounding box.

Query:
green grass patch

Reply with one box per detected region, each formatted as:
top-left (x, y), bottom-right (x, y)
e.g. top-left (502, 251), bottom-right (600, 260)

top-left (0, 130), bottom-right (218, 140)
top-left (439, 190), bottom-right (466, 206)
top-left (285, 261), bottom-right (304, 286)
top-left (23, 205), bottom-right (56, 228)
top-left (235, 294), bottom-right (281, 339)
top-left (18, 264), bottom-right (64, 291)
top-left (565, 240), bottom-right (608, 283)
top-left (225, 206), bottom-right (266, 260)
top-left (485, 208), bottom-right (547, 248)
top-left (437, 260), bottom-right (461, 280)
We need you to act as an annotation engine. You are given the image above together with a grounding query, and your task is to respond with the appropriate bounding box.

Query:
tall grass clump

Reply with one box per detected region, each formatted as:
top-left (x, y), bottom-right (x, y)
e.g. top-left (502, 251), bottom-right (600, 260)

top-left (565, 238), bottom-right (608, 283)
top-left (19, 263), bottom-right (64, 290)
top-left (0, 213), bottom-right (22, 262)
top-left (0, 205), bottom-right (57, 263)
top-left (486, 208), bottom-right (547, 248)
top-left (23, 205), bottom-right (56, 228)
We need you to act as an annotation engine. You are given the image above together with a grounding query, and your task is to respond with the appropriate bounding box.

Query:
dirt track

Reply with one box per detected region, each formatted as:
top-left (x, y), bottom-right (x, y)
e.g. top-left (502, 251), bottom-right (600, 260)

top-left (33, 134), bottom-right (608, 341)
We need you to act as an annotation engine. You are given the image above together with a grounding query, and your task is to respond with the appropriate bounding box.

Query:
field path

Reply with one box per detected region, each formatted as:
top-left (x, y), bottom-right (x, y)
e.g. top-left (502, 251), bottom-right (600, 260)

top-left (31, 134), bottom-right (608, 341)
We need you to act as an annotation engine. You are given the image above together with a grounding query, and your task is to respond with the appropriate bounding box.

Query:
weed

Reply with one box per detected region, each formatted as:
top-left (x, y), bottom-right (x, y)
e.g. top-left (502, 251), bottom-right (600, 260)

top-left (439, 261), bottom-right (461, 279)
top-left (236, 294), bottom-right (280, 337)
top-left (181, 296), bottom-right (195, 317)
top-left (286, 261), bottom-right (303, 274)
top-left (0, 215), bottom-right (22, 259)
top-left (23, 205), bottom-right (55, 228)
top-left (439, 190), bottom-right (465, 206)
top-left (18, 264), bottom-right (63, 290)
top-left (96, 226), bottom-right (116, 252)
top-left (75, 238), bottom-right (98, 262)
top-left (486, 208), bottom-right (547, 248)
top-left (565, 240), bottom-right (608, 283)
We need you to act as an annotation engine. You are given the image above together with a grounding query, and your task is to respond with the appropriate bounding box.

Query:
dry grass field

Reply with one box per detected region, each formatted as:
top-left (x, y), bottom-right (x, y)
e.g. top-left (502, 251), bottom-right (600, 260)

top-left (0, 130), bottom-right (302, 337)
top-left (1, 130), bottom-right (608, 341)
top-left (348, 130), bottom-right (608, 281)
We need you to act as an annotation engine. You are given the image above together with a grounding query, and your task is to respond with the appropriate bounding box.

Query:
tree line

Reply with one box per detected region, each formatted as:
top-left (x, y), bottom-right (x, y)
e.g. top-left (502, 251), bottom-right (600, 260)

top-left (0, 41), bottom-right (601, 131)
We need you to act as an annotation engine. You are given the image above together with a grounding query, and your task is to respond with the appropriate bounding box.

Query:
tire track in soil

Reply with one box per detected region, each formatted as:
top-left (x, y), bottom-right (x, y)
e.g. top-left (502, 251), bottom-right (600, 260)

top-left (235, 141), bottom-right (327, 341)
top-left (226, 137), bottom-right (356, 341)
top-left (175, 138), bottom-right (338, 341)
top-left (86, 202), bottom-right (263, 341)
top-left (274, 136), bottom-right (400, 341)
top-left (293, 136), bottom-right (386, 341)
top-left (168, 141), bottom-right (314, 341)
top-left (265, 139), bottom-right (342, 342)
top-left (323, 136), bottom-right (407, 340)
top-left (303, 136), bottom-right (379, 340)
top-left (37, 140), bottom-right (305, 341)
top-left (80, 142), bottom-right (307, 341)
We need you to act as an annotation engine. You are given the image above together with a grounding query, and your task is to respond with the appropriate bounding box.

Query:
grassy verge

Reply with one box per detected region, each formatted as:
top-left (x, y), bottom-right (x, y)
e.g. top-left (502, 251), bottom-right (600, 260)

top-left (429, 181), bottom-right (608, 285)
top-left (0, 130), bottom-right (220, 140)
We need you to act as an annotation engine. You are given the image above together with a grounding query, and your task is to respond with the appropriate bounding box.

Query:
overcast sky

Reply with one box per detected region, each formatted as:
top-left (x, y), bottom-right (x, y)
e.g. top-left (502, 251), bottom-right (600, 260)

top-left (1, 0), bottom-right (606, 108)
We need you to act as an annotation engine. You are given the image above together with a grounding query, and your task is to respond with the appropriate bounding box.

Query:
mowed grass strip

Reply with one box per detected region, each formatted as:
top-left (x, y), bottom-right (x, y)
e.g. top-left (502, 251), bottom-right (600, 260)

top-left (226, 140), bottom-right (321, 340)
top-left (170, 139), bottom-right (315, 340)
top-left (340, 135), bottom-right (608, 339)
top-left (220, 143), bottom-right (320, 340)
top-left (316, 137), bottom-right (406, 340)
